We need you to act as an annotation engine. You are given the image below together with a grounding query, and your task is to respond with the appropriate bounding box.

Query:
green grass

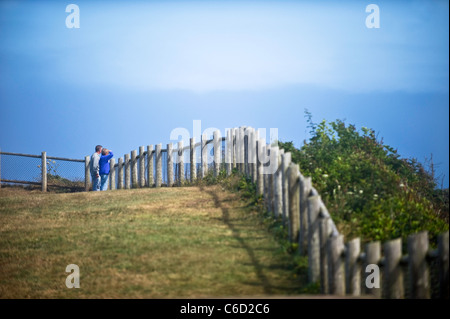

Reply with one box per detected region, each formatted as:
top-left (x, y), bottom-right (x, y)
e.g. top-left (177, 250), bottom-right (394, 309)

top-left (0, 185), bottom-right (306, 298)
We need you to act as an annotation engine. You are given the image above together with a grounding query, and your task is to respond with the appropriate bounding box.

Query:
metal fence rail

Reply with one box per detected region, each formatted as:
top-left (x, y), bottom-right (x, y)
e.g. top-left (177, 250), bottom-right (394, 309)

top-left (0, 151), bottom-right (84, 192)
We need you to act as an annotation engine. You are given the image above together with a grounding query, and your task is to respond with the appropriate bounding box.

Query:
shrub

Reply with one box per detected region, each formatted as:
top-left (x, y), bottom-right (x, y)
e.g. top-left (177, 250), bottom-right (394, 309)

top-left (278, 111), bottom-right (449, 245)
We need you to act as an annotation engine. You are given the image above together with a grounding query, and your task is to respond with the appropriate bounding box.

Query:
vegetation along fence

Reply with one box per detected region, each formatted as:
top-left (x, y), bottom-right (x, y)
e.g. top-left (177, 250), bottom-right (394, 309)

top-left (1, 127), bottom-right (448, 298)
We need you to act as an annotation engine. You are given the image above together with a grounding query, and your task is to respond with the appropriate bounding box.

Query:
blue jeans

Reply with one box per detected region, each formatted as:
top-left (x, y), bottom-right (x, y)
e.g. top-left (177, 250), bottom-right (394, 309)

top-left (92, 175), bottom-right (101, 191)
top-left (100, 174), bottom-right (109, 191)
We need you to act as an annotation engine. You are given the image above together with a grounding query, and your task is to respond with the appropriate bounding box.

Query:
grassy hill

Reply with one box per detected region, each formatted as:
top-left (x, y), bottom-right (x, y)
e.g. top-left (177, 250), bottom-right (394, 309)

top-left (0, 185), bottom-right (304, 298)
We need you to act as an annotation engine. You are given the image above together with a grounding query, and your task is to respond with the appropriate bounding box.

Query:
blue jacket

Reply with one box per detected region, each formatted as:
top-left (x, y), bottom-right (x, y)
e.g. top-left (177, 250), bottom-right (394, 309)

top-left (99, 152), bottom-right (114, 175)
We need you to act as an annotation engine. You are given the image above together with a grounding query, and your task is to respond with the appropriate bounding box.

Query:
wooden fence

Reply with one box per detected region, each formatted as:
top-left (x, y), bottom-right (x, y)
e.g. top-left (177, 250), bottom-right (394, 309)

top-left (84, 126), bottom-right (448, 299)
top-left (2, 126), bottom-right (448, 298)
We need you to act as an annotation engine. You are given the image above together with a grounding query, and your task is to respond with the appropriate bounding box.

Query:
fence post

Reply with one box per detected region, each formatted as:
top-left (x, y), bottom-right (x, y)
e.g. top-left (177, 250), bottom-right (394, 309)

top-left (307, 195), bottom-right (321, 283)
top-left (384, 238), bottom-right (404, 299)
top-left (178, 141), bottom-right (184, 185)
top-left (244, 127), bottom-right (249, 177)
top-left (438, 231), bottom-right (449, 299)
top-left (281, 152), bottom-right (291, 227)
top-left (41, 151), bottom-right (47, 192)
top-left (125, 153), bottom-right (131, 189)
top-left (346, 238), bottom-right (361, 296)
top-left (239, 127), bottom-right (244, 174)
top-left (264, 170), bottom-right (269, 211)
top-left (213, 130), bottom-right (220, 178)
top-left (190, 138), bottom-right (196, 182)
top-left (299, 176), bottom-right (312, 255)
top-left (268, 158), bottom-right (274, 213)
top-left (408, 231), bottom-right (430, 299)
top-left (201, 133), bottom-right (208, 179)
top-left (225, 130), bottom-right (231, 176)
top-left (84, 156), bottom-right (90, 192)
top-left (364, 241), bottom-right (381, 298)
top-left (131, 150), bottom-right (138, 188)
top-left (250, 129), bottom-right (257, 184)
top-left (0, 148), bottom-right (1, 189)
top-left (147, 145), bottom-right (154, 187)
top-left (167, 143), bottom-right (173, 187)
top-left (232, 128), bottom-right (237, 170)
top-left (156, 144), bottom-right (162, 187)
top-left (328, 234), bottom-right (345, 296)
top-left (256, 139), bottom-right (264, 196)
top-left (319, 217), bottom-right (330, 294)
top-left (109, 158), bottom-right (116, 190)
top-left (139, 146), bottom-right (145, 188)
top-left (287, 163), bottom-right (300, 243)
top-left (118, 157), bottom-right (124, 189)
top-left (272, 147), bottom-right (282, 219)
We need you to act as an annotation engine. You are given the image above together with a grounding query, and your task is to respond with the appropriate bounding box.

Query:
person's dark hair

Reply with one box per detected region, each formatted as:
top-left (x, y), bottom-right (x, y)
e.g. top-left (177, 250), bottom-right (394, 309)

top-left (95, 145), bottom-right (102, 152)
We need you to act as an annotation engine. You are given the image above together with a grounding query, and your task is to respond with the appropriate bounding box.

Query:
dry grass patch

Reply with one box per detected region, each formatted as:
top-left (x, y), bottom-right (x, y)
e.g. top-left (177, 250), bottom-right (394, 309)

top-left (0, 185), bottom-right (302, 298)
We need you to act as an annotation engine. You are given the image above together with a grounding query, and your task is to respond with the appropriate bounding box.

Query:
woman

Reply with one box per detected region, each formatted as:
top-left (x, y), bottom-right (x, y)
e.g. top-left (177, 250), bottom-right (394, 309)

top-left (99, 148), bottom-right (114, 191)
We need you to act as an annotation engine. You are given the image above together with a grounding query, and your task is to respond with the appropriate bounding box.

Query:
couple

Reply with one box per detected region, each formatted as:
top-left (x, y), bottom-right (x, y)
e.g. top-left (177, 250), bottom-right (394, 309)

top-left (90, 145), bottom-right (114, 191)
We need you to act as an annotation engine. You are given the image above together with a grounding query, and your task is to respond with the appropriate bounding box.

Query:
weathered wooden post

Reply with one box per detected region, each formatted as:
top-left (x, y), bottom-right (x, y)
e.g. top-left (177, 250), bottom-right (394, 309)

top-left (239, 127), bottom-right (244, 174)
top-left (131, 150), bottom-right (138, 188)
top-left (190, 138), bottom-right (196, 182)
top-left (235, 127), bottom-right (240, 173)
top-left (41, 151), bottom-right (47, 192)
top-left (346, 238), bottom-right (361, 296)
top-left (364, 241), bottom-right (381, 298)
top-left (232, 128), bottom-right (237, 170)
top-left (438, 231), bottom-right (449, 299)
top-left (273, 147), bottom-right (283, 219)
top-left (178, 141), bottom-right (184, 185)
top-left (328, 234), bottom-right (345, 296)
top-left (84, 155), bottom-right (90, 192)
top-left (319, 217), bottom-right (330, 294)
top-left (281, 152), bottom-right (291, 226)
top-left (167, 143), bottom-right (173, 187)
top-left (408, 231), bottom-right (430, 299)
top-left (147, 145), bottom-right (154, 187)
top-left (299, 176), bottom-right (312, 255)
top-left (250, 129), bottom-right (257, 183)
top-left (109, 158), bottom-right (116, 190)
top-left (156, 144), bottom-right (162, 187)
top-left (267, 149), bottom-right (274, 214)
top-left (201, 133), bottom-right (208, 179)
top-left (226, 130), bottom-right (232, 176)
top-left (118, 157), bottom-right (124, 189)
top-left (125, 153), bottom-right (131, 189)
top-left (213, 130), bottom-right (220, 178)
top-left (256, 139), bottom-right (264, 196)
top-left (244, 127), bottom-right (249, 177)
top-left (287, 163), bottom-right (300, 243)
top-left (384, 238), bottom-right (404, 299)
top-left (139, 146), bottom-right (145, 188)
top-left (307, 195), bottom-right (321, 283)
top-left (263, 170), bottom-right (269, 210)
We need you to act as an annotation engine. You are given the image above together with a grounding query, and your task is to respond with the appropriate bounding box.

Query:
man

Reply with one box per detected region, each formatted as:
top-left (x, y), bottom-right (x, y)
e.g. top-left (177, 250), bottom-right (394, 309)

top-left (90, 145), bottom-right (102, 191)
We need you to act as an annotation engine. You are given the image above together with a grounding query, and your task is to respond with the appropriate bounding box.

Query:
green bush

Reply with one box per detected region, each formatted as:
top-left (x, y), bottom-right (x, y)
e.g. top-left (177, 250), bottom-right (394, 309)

top-left (279, 111), bottom-right (449, 245)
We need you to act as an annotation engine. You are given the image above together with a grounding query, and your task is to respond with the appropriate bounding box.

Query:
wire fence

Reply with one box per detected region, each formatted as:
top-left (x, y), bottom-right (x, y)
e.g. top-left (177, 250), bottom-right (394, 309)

top-left (0, 152), bottom-right (85, 192)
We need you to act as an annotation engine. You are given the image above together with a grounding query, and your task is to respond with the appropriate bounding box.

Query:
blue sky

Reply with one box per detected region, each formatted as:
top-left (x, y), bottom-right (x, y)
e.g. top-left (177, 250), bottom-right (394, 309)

top-left (0, 0), bottom-right (449, 186)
